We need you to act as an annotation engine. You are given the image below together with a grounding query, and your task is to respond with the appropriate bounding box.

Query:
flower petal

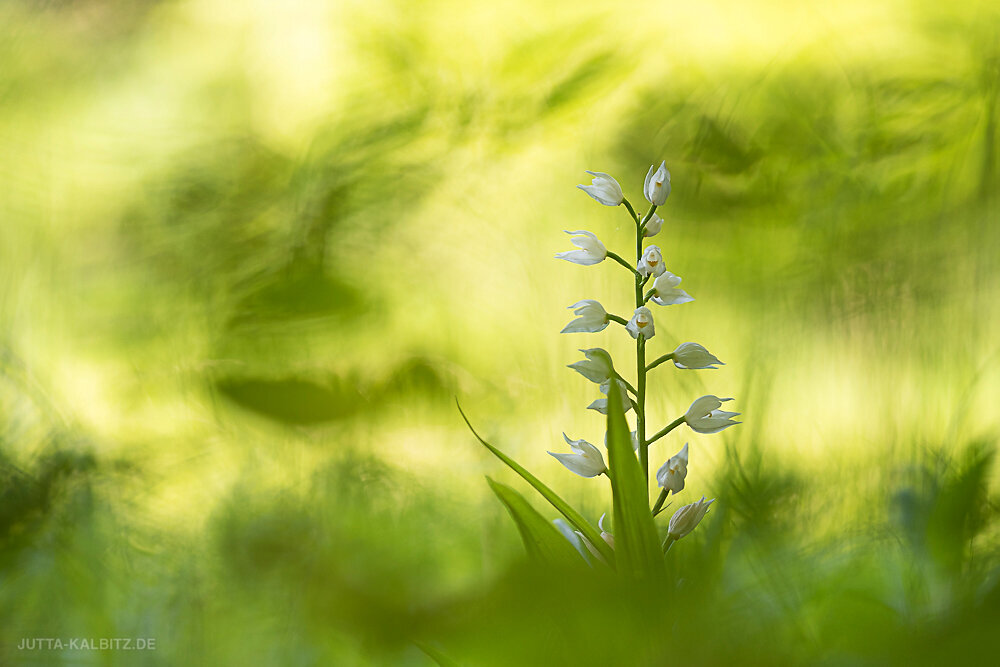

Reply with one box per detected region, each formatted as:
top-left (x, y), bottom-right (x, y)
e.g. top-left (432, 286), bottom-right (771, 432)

top-left (547, 450), bottom-right (606, 477)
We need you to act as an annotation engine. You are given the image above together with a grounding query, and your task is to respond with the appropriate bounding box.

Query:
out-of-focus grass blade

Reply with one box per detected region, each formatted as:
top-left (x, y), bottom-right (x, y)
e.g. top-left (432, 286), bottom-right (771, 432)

top-left (486, 477), bottom-right (582, 566)
top-left (457, 401), bottom-right (616, 567)
top-left (604, 370), bottom-right (664, 580)
top-left (414, 641), bottom-right (462, 667)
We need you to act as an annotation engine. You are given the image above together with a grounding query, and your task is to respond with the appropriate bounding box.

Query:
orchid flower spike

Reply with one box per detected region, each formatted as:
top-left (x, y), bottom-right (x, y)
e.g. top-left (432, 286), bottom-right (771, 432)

top-left (667, 497), bottom-right (714, 540)
top-left (671, 342), bottom-right (723, 369)
top-left (625, 306), bottom-right (655, 340)
top-left (555, 230), bottom-right (607, 266)
top-left (577, 171), bottom-right (624, 206)
top-left (656, 443), bottom-right (689, 494)
top-left (589, 379), bottom-right (633, 415)
top-left (567, 348), bottom-right (612, 384)
top-left (561, 300), bottom-right (609, 334)
top-left (644, 161), bottom-right (671, 206)
top-left (637, 245), bottom-right (666, 277)
top-left (650, 272), bottom-right (694, 306)
top-left (684, 395), bottom-right (741, 434)
top-left (643, 213), bottom-right (664, 237)
top-left (548, 434), bottom-right (607, 478)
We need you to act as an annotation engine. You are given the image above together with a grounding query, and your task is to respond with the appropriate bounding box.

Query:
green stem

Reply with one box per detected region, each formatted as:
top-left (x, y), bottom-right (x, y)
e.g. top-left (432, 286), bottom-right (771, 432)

top-left (641, 204), bottom-right (657, 226)
top-left (637, 336), bottom-right (647, 481)
top-left (635, 232), bottom-right (643, 282)
top-left (634, 246), bottom-right (644, 305)
top-left (634, 202), bottom-right (662, 506)
top-left (606, 314), bottom-right (629, 326)
top-left (647, 416), bottom-right (685, 446)
top-left (651, 488), bottom-right (670, 516)
top-left (606, 250), bottom-right (640, 278)
top-left (633, 208), bottom-right (650, 488)
top-left (622, 198), bottom-right (641, 224)
top-left (646, 353), bottom-right (674, 373)
top-left (662, 534), bottom-right (676, 554)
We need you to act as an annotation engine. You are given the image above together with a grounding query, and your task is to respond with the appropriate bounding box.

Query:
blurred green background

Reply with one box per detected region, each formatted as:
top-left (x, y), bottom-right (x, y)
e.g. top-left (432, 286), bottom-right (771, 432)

top-left (2, 0), bottom-right (999, 664)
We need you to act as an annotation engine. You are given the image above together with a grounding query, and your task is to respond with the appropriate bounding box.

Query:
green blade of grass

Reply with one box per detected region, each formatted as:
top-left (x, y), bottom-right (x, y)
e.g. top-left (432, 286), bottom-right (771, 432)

top-left (457, 401), bottom-right (616, 567)
top-left (414, 641), bottom-right (462, 667)
top-left (486, 477), bottom-right (583, 566)
top-left (605, 370), bottom-right (664, 580)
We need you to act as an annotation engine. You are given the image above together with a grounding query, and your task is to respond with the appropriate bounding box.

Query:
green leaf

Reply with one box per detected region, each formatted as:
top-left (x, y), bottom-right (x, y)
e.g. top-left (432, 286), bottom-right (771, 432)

top-left (457, 401), bottom-right (616, 567)
top-left (604, 362), bottom-right (664, 580)
top-left (414, 641), bottom-right (462, 667)
top-left (486, 477), bottom-right (582, 566)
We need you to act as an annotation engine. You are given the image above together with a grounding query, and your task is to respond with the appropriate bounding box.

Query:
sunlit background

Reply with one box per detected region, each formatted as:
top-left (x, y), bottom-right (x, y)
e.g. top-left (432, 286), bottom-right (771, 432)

top-left (2, 0), bottom-right (999, 664)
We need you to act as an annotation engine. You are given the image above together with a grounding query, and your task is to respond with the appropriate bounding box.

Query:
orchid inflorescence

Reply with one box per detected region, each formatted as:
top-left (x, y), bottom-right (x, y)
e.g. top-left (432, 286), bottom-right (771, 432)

top-left (461, 160), bottom-right (740, 577)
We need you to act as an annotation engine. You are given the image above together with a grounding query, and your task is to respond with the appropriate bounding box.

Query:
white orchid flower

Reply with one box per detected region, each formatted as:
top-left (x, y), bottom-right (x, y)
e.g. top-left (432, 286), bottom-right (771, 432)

top-left (567, 348), bottom-right (612, 384)
top-left (672, 342), bottom-right (723, 369)
top-left (650, 272), bottom-right (694, 306)
top-left (625, 306), bottom-right (655, 340)
top-left (637, 245), bottom-right (666, 278)
top-left (577, 171), bottom-right (624, 206)
top-left (548, 433), bottom-right (607, 477)
top-left (561, 300), bottom-right (609, 334)
top-left (667, 497), bottom-right (714, 540)
top-left (656, 443), bottom-right (689, 494)
top-left (588, 379), bottom-right (633, 415)
top-left (684, 395), bottom-right (741, 434)
top-left (555, 230), bottom-right (608, 266)
top-left (643, 213), bottom-right (664, 237)
top-left (644, 161), bottom-right (671, 206)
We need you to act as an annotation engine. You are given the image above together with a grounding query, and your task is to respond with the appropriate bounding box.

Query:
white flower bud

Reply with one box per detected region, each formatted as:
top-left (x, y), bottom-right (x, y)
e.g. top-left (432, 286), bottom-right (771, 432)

top-left (672, 342), bottom-right (723, 369)
top-left (684, 395), bottom-right (740, 434)
top-left (625, 306), bottom-right (655, 340)
top-left (643, 213), bottom-right (664, 237)
top-left (668, 497), bottom-right (714, 540)
top-left (555, 230), bottom-right (607, 266)
top-left (643, 161), bottom-right (671, 206)
top-left (650, 272), bottom-right (694, 306)
top-left (656, 443), bottom-right (689, 494)
top-left (561, 300), bottom-right (609, 334)
top-left (637, 245), bottom-right (666, 278)
top-left (567, 348), bottom-right (612, 384)
top-left (548, 434), bottom-right (607, 478)
top-left (577, 171), bottom-right (624, 206)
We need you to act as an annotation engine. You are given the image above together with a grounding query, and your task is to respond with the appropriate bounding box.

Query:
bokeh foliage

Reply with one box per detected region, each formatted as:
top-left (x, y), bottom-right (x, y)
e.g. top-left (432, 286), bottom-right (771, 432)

top-left (1, 0), bottom-right (999, 664)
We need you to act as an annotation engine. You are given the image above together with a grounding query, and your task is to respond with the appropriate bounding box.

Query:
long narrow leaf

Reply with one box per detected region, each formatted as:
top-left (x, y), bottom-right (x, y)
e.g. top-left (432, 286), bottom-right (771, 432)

top-left (457, 401), bottom-right (616, 567)
top-left (604, 366), bottom-right (664, 579)
top-left (415, 642), bottom-right (462, 667)
top-left (487, 477), bottom-right (583, 566)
